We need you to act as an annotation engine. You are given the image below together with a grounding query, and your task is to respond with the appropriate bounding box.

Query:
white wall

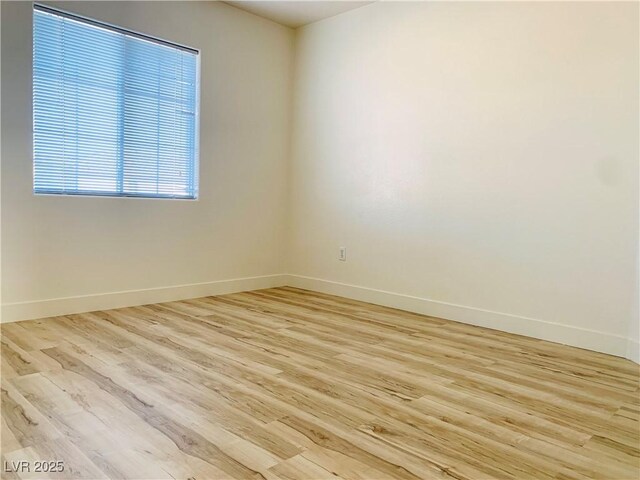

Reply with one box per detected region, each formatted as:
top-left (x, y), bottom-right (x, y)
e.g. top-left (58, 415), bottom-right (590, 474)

top-left (1, 1), bottom-right (294, 320)
top-left (2, 1), bottom-right (638, 362)
top-left (288, 1), bottom-right (639, 358)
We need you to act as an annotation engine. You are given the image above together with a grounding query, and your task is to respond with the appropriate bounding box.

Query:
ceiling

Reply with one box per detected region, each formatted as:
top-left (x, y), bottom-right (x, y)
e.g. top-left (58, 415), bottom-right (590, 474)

top-left (224, 1), bottom-right (374, 28)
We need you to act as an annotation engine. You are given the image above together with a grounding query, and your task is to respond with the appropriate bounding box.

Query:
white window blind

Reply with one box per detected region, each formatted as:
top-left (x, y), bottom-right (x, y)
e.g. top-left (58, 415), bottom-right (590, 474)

top-left (33, 5), bottom-right (199, 199)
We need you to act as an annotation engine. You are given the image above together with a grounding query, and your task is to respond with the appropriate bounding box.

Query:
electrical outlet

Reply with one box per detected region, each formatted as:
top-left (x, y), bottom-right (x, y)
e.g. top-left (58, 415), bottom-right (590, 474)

top-left (339, 246), bottom-right (347, 261)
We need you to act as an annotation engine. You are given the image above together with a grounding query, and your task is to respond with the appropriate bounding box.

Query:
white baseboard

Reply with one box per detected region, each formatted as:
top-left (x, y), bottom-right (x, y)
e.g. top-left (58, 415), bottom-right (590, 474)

top-left (3, 272), bottom-right (636, 364)
top-left (627, 339), bottom-right (640, 364)
top-left (1, 274), bottom-right (288, 323)
top-left (284, 274), bottom-right (631, 359)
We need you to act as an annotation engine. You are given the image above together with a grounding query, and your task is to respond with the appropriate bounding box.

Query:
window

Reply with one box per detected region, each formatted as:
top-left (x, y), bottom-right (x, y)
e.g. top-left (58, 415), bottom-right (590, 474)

top-left (33, 5), bottom-right (199, 199)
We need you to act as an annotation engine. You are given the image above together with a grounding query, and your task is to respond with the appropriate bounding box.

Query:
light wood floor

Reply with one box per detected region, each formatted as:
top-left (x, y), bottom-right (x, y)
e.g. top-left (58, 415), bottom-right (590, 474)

top-left (1, 287), bottom-right (639, 480)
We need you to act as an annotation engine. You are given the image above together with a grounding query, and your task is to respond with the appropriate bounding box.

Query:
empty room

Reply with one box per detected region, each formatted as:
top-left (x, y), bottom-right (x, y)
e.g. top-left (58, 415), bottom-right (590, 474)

top-left (1, 0), bottom-right (639, 479)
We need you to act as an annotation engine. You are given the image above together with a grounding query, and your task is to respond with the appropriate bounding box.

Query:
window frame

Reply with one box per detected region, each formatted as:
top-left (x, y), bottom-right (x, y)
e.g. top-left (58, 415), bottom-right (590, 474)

top-left (32, 3), bottom-right (201, 201)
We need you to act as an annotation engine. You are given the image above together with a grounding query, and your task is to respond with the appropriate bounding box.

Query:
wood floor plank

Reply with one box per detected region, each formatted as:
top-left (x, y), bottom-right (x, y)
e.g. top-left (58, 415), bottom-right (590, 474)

top-left (2, 286), bottom-right (638, 479)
